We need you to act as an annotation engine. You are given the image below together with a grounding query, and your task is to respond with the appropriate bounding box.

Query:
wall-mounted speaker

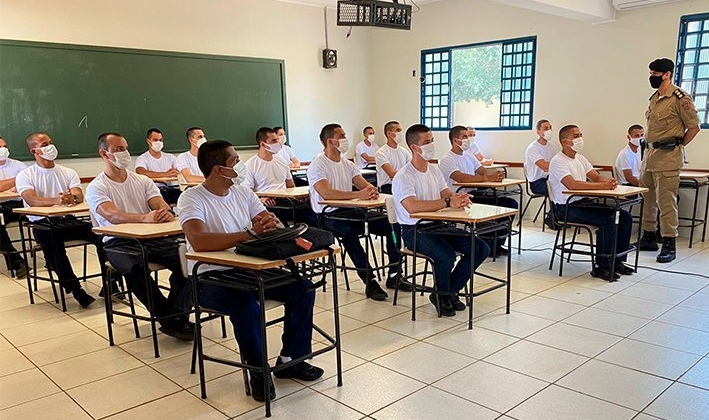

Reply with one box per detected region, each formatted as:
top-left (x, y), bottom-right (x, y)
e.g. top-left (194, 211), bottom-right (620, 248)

top-left (322, 49), bottom-right (337, 69)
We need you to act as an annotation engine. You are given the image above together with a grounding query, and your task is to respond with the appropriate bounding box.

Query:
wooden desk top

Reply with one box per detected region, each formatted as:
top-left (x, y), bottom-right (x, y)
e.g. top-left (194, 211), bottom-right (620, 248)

top-left (180, 181), bottom-right (203, 187)
top-left (13, 201), bottom-right (90, 217)
top-left (454, 178), bottom-right (526, 188)
top-left (0, 190), bottom-right (20, 200)
top-left (319, 196), bottom-right (387, 209)
top-left (186, 245), bottom-right (340, 270)
top-left (290, 165), bottom-right (309, 172)
top-left (359, 168), bottom-right (376, 175)
top-left (680, 171), bottom-right (709, 179)
top-left (484, 163), bottom-right (508, 170)
top-left (256, 186), bottom-right (310, 199)
top-left (411, 203), bottom-right (518, 223)
top-left (152, 176), bottom-right (178, 183)
top-left (92, 219), bottom-right (183, 240)
top-left (562, 185), bottom-right (648, 197)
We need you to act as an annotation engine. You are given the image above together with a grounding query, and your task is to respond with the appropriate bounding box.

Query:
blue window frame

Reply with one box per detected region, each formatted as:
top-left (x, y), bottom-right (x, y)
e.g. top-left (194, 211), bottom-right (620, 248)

top-left (676, 13), bottom-right (709, 128)
top-left (421, 36), bottom-right (537, 131)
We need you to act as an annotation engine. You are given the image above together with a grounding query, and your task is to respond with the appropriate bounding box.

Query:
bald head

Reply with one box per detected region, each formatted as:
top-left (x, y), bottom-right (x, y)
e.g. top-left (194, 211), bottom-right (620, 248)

top-left (25, 132), bottom-right (51, 150)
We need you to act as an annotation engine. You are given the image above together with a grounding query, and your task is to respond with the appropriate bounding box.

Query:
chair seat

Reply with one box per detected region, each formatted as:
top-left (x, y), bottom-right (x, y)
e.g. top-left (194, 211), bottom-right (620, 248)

top-left (559, 222), bottom-right (598, 232)
top-left (33, 239), bottom-right (90, 251)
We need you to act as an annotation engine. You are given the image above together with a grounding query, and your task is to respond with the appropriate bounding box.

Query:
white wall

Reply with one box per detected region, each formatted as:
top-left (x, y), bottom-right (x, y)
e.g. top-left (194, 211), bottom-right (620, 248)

top-left (368, 0), bottom-right (708, 168)
top-left (0, 0), bottom-right (371, 176)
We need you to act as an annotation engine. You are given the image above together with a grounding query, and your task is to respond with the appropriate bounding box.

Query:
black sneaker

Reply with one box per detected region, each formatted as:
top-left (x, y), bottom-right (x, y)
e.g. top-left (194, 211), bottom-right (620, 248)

top-left (428, 294), bottom-right (455, 317)
top-left (273, 358), bottom-right (324, 381)
top-left (614, 261), bottom-right (634, 276)
top-left (159, 319), bottom-right (194, 341)
top-left (73, 288), bottom-right (96, 309)
top-left (12, 261), bottom-right (27, 279)
top-left (638, 230), bottom-right (659, 251)
top-left (495, 246), bottom-right (509, 256)
top-left (385, 275), bottom-right (413, 292)
top-left (591, 267), bottom-right (620, 282)
top-left (449, 296), bottom-right (466, 311)
top-left (544, 212), bottom-right (560, 231)
top-left (249, 371), bottom-right (276, 402)
top-left (365, 281), bottom-right (388, 301)
top-left (98, 281), bottom-right (121, 298)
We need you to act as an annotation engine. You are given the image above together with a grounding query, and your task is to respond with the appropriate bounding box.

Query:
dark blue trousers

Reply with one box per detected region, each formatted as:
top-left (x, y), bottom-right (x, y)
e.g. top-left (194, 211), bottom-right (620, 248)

top-left (529, 177), bottom-right (548, 195)
top-left (471, 193), bottom-right (518, 249)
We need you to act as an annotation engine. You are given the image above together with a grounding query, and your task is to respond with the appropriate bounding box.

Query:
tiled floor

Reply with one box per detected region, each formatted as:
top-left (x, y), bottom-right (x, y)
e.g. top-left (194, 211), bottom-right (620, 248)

top-left (1, 224), bottom-right (708, 419)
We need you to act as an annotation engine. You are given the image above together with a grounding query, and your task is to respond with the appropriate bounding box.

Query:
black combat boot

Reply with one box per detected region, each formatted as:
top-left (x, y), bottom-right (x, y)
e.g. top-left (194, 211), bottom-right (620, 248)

top-left (656, 237), bottom-right (676, 263)
top-left (638, 230), bottom-right (659, 251)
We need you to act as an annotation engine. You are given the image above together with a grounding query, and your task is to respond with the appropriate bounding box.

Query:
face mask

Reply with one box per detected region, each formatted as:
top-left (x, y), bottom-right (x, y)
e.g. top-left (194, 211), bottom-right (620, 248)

top-left (150, 141), bottom-right (163, 152)
top-left (234, 160), bottom-right (247, 184)
top-left (543, 130), bottom-right (553, 141)
top-left (367, 134), bottom-right (375, 143)
top-left (394, 132), bottom-right (405, 144)
top-left (336, 138), bottom-right (350, 154)
top-left (278, 135), bottom-right (287, 145)
top-left (630, 137), bottom-right (643, 147)
top-left (459, 138), bottom-right (470, 151)
top-left (649, 75), bottom-right (664, 89)
top-left (0, 146), bottom-right (9, 160)
top-left (38, 144), bottom-right (58, 161)
top-left (196, 137), bottom-right (207, 148)
top-left (110, 150), bottom-right (131, 169)
top-left (266, 142), bottom-right (282, 154)
top-left (571, 137), bottom-right (584, 152)
top-left (420, 142), bottom-right (436, 160)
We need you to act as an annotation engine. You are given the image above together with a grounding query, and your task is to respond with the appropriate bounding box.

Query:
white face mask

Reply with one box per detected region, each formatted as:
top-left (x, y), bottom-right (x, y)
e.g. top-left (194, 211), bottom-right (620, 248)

top-left (196, 137), bottom-right (207, 148)
top-left (336, 138), bottom-right (350, 154)
top-left (278, 135), bottom-right (287, 145)
top-left (110, 150), bottom-right (131, 169)
top-left (459, 138), bottom-right (470, 151)
top-left (367, 134), bottom-right (375, 143)
top-left (234, 160), bottom-right (247, 184)
top-left (571, 137), bottom-right (584, 152)
top-left (38, 144), bottom-right (58, 161)
top-left (420, 142), bottom-right (436, 160)
top-left (394, 132), bottom-right (405, 144)
top-left (150, 141), bottom-right (164, 152)
top-left (629, 137), bottom-right (643, 147)
top-left (0, 146), bottom-right (9, 160)
top-left (266, 142), bottom-right (282, 154)
top-left (542, 130), bottom-right (553, 142)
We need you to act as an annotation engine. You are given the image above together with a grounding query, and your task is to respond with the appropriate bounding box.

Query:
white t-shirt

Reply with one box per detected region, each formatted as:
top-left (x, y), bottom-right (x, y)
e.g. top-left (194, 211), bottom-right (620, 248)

top-left (176, 151), bottom-right (201, 177)
top-left (392, 162), bottom-right (448, 226)
top-left (439, 149), bottom-right (482, 191)
top-left (375, 144), bottom-right (411, 186)
top-left (135, 151), bottom-right (178, 186)
top-left (276, 145), bottom-right (296, 163)
top-left (177, 184), bottom-right (265, 273)
top-left (86, 171), bottom-right (162, 241)
top-left (15, 164), bottom-right (82, 221)
top-left (307, 153), bottom-right (360, 213)
top-left (467, 142), bottom-right (482, 157)
top-left (0, 159), bottom-right (27, 202)
top-left (242, 154), bottom-right (293, 192)
top-left (548, 152), bottom-right (594, 205)
top-left (614, 145), bottom-right (641, 185)
top-left (524, 139), bottom-right (558, 182)
top-left (355, 140), bottom-right (378, 168)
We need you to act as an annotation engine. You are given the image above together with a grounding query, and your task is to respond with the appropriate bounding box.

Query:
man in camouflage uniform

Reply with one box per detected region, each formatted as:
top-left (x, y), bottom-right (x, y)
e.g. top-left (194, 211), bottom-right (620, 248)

top-left (638, 58), bottom-right (701, 263)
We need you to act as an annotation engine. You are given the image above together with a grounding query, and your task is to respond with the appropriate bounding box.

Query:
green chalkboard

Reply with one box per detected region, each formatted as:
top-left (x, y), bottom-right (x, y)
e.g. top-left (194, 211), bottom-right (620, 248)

top-left (0, 39), bottom-right (288, 160)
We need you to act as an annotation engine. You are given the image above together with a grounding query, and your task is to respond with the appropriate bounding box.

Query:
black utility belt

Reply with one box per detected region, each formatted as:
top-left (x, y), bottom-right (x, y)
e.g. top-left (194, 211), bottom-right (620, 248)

top-left (648, 137), bottom-right (682, 150)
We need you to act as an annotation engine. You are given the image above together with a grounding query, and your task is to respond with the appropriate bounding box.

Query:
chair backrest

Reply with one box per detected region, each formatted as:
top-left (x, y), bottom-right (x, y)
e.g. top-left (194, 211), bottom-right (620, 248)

top-left (546, 179), bottom-right (558, 222)
top-left (384, 195), bottom-right (397, 225)
top-left (522, 165), bottom-right (534, 196)
top-left (178, 241), bottom-right (189, 278)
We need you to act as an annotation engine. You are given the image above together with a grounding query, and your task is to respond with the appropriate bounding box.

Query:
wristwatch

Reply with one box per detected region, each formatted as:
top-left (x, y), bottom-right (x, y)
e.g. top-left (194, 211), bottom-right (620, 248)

top-left (444, 197), bottom-right (451, 208)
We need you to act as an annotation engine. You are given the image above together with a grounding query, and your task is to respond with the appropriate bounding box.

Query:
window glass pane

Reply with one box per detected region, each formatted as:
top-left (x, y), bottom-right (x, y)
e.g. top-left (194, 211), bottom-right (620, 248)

top-left (698, 64), bottom-right (709, 78)
top-left (433, 96), bottom-right (440, 106)
top-left (681, 80), bottom-right (694, 93)
top-left (433, 53), bottom-right (441, 61)
top-left (425, 74), bottom-right (433, 84)
top-left (433, 85), bottom-right (440, 95)
top-left (424, 54), bottom-right (433, 63)
top-left (433, 74), bottom-right (440, 84)
top-left (512, 116), bottom-right (520, 126)
top-left (433, 62), bottom-right (440, 73)
top-left (522, 116), bottom-right (530, 127)
top-left (425, 97), bottom-right (432, 106)
top-left (441, 84), bottom-right (449, 95)
top-left (512, 104), bottom-right (520, 114)
top-left (442, 51), bottom-right (449, 60)
top-left (425, 63), bottom-right (433, 73)
top-left (442, 61), bottom-right (449, 72)
top-left (695, 96), bottom-right (707, 109)
top-left (687, 34), bottom-right (699, 48)
top-left (501, 116), bottom-right (509, 126)
top-left (685, 50), bottom-right (697, 63)
top-left (441, 107), bottom-right (448, 117)
top-left (524, 91), bottom-right (531, 102)
top-left (702, 33), bottom-right (709, 48)
top-left (696, 80), bottom-right (709, 95)
top-left (699, 49), bottom-right (709, 63)
top-left (441, 96), bottom-right (448, 106)
top-left (425, 86), bottom-right (432, 95)
top-left (688, 20), bottom-right (702, 32)
top-left (501, 104), bottom-right (510, 114)
top-left (503, 67), bottom-right (512, 78)
top-left (502, 92), bottom-right (511, 102)
top-left (504, 55), bottom-right (512, 66)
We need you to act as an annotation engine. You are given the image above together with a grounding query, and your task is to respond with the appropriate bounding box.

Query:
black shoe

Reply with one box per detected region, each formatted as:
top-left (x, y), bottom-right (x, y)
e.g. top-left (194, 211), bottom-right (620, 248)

top-left (495, 246), bottom-right (509, 256)
top-left (591, 267), bottom-right (620, 281)
top-left (614, 261), bottom-right (635, 275)
top-left (657, 237), bottom-right (676, 263)
top-left (12, 261), bottom-right (27, 279)
top-left (365, 281), bottom-right (388, 301)
top-left (98, 281), bottom-right (121, 298)
top-left (273, 358), bottom-right (324, 381)
top-left (73, 288), bottom-right (96, 309)
top-left (250, 371), bottom-right (276, 402)
top-left (638, 230), bottom-right (659, 251)
top-left (386, 275), bottom-right (413, 292)
top-left (428, 294), bottom-right (455, 317)
top-left (159, 320), bottom-right (194, 341)
top-left (449, 296), bottom-right (466, 311)
top-left (544, 212), bottom-right (560, 231)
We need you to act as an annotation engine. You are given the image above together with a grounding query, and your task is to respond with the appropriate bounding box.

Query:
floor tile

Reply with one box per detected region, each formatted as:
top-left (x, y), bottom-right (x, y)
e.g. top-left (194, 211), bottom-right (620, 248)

top-left (557, 359), bottom-right (672, 411)
top-left (484, 340), bottom-right (588, 382)
top-left (338, 299), bottom-right (410, 324)
top-left (339, 325), bottom-right (415, 360)
top-left (234, 388), bottom-right (362, 420)
top-left (18, 329), bottom-right (108, 366)
top-left (375, 310), bottom-right (458, 340)
top-left (678, 357), bottom-right (709, 390)
top-left (511, 295), bottom-right (586, 321)
top-left (641, 270), bottom-right (709, 291)
top-left (1, 315), bottom-right (88, 347)
top-left (0, 347), bottom-right (34, 377)
top-left (508, 385), bottom-right (636, 420)
top-left (435, 360), bottom-right (548, 413)
top-left (151, 342), bottom-right (243, 389)
top-left (629, 321), bottom-right (709, 355)
top-left (313, 310), bottom-right (367, 335)
top-left (645, 382), bottom-right (709, 420)
top-left (474, 310), bottom-right (555, 338)
top-left (563, 307), bottom-right (649, 337)
top-left (424, 325), bottom-right (519, 359)
top-left (597, 339), bottom-right (701, 379)
top-left (103, 390), bottom-right (228, 420)
top-left (527, 322), bottom-right (621, 357)
top-left (371, 386), bottom-right (499, 420)
top-left (656, 305), bottom-right (709, 333)
top-left (185, 372), bottom-right (272, 418)
top-left (678, 291), bottom-right (709, 310)
top-left (374, 341), bottom-right (474, 384)
top-left (0, 303), bottom-right (64, 330)
top-left (0, 368), bottom-right (60, 410)
top-left (591, 294), bottom-right (673, 320)
top-left (538, 284), bottom-right (613, 306)
top-left (40, 346), bottom-right (145, 389)
top-left (0, 392), bottom-right (92, 420)
top-left (618, 282), bottom-right (694, 305)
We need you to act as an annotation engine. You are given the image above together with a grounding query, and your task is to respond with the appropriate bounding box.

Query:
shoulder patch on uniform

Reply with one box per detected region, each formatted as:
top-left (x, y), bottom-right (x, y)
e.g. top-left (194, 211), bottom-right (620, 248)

top-left (672, 89), bottom-right (685, 99)
top-left (683, 100), bottom-right (691, 110)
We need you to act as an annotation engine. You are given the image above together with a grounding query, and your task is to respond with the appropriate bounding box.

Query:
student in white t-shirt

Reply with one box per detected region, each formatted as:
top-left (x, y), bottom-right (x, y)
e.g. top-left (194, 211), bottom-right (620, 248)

top-left (87, 132), bottom-right (193, 340)
top-left (355, 126), bottom-right (378, 168)
top-left (548, 124), bottom-right (633, 282)
top-left (273, 126), bottom-right (300, 168)
top-left (524, 119), bottom-right (558, 195)
top-left (0, 136), bottom-right (28, 277)
top-left (308, 123), bottom-right (405, 300)
top-left (15, 133), bottom-right (102, 308)
top-left (614, 124), bottom-right (643, 186)
top-left (176, 127), bottom-right (207, 184)
top-left (135, 127), bottom-right (181, 204)
top-left (178, 140), bottom-right (323, 402)
top-left (392, 124), bottom-right (490, 317)
top-left (465, 126), bottom-right (492, 166)
top-left (242, 127), bottom-right (316, 226)
top-left (375, 120), bottom-right (411, 194)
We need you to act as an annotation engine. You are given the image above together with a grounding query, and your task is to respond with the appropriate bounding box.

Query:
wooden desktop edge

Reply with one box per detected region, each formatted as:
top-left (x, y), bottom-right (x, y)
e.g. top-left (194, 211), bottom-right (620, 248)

top-left (13, 202), bottom-right (90, 216)
top-left (92, 220), bottom-right (183, 240)
top-left (411, 206), bottom-right (518, 223)
top-left (186, 245), bottom-right (341, 270)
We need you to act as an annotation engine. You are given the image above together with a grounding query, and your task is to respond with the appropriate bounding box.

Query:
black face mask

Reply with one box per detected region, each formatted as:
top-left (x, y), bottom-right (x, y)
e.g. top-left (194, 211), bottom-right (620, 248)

top-left (649, 75), bottom-right (664, 89)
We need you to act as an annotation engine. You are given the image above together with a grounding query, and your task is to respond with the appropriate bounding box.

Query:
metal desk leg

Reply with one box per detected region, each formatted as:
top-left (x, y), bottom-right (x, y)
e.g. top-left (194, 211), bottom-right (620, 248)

top-left (688, 180), bottom-right (699, 248)
top-left (330, 250), bottom-right (343, 387)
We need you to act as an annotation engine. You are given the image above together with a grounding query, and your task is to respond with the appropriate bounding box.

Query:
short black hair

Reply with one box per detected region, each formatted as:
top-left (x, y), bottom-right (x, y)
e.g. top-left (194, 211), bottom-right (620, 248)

top-left (146, 128), bottom-right (162, 138)
top-left (558, 125), bottom-right (578, 141)
top-left (536, 119), bottom-right (550, 131)
top-left (25, 132), bottom-right (48, 150)
top-left (197, 140), bottom-right (233, 177)
top-left (405, 124), bottom-right (430, 146)
top-left (649, 58), bottom-right (674, 74)
top-left (627, 124), bottom-right (644, 134)
top-left (273, 126), bottom-right (284, 133)
top-left (256, 127), bottom-right (275, 145)
top-left (363, 126), bottom-right (373, 134)
top-left (448, 125), bottom-right (468, 143)
top-left (319, 123), bottom-right (342, 145)
top-left (186, 126), bottom-right (202, 139)
top-left (97, 132), bottom-right (123, 151)
top-left (384, 121), bottom-right (399, 134)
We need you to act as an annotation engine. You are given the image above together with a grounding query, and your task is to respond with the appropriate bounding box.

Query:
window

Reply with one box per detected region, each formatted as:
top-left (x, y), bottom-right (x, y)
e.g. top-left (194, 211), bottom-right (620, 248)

top-left (421, 36), bottom-right (536, 131)
top-left (676, 13), bottom-right (709, 128)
